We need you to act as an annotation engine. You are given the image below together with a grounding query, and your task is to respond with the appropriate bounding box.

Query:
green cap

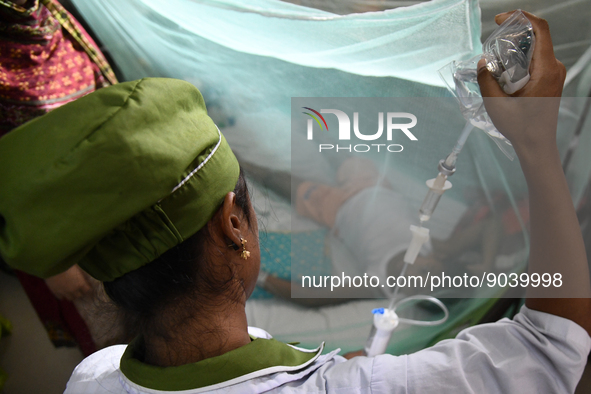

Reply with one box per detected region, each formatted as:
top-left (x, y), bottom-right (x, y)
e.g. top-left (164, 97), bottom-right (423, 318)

top-left (0, 78), bottom-right (239, 281)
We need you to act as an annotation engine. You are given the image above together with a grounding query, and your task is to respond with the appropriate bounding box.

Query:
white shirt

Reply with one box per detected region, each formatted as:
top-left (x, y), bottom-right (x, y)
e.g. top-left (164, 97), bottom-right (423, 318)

top-left (65, 306), bottom-right (590, 394)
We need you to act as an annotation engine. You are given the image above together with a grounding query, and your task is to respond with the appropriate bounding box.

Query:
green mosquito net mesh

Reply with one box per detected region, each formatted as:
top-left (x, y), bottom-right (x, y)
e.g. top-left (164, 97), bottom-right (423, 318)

top-left (71, 0), bottom-right (591, 354)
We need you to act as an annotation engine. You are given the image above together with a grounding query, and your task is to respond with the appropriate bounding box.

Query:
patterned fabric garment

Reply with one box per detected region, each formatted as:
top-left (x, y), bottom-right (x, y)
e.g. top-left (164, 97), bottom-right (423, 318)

top-left (0, 0), bottom-right (117, 135)
top-left (0, 0), bottom-right (118, 354)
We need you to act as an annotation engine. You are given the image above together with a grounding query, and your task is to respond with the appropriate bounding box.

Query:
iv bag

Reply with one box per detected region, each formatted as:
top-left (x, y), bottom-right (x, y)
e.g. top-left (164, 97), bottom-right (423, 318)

top-left (439, 10), bottom-right (536, 160)
top-left (483, 11), bottom-right (535, 94)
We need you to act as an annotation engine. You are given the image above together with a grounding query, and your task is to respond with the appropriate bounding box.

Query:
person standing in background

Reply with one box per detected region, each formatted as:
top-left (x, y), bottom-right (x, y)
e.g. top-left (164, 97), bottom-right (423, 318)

top-left (0, 0), bottom-right (119, 356)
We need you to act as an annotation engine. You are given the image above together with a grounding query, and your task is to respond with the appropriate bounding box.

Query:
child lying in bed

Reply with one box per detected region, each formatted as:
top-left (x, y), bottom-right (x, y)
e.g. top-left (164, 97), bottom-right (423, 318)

top-left (242, 156), bottom-right (524, 305)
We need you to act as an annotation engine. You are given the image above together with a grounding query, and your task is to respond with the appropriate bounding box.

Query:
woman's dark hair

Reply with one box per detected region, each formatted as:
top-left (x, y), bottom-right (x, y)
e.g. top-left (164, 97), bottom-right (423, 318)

top-left (103, 169), bottom-right (252, 342)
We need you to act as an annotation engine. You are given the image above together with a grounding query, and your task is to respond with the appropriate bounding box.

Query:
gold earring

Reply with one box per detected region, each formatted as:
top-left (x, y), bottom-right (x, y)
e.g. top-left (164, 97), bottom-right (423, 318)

top-left (240, 238), bottom-right (250, 260)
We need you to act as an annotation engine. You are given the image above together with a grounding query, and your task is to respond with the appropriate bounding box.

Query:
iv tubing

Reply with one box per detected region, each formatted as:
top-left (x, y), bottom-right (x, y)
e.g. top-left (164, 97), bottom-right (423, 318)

top-left (419, 122), bottom-right (474, 223)
top-left (388, 262), bottom-right (410, 310)
top-left (455, 121), bottom-right (474, 153)
top-left (390, 295), bottom-right (449, 326)
top-left (443, 122), bottom-right (474, 170)
top-left (367, 122), bottom-right (469, 353)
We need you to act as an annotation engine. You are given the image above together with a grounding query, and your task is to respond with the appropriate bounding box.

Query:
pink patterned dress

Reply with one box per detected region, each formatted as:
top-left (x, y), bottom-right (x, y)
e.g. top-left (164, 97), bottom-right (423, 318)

top-left (0, 0), bottom-right (118, 356)
top-left (0, 0), bottom-right (117, 134)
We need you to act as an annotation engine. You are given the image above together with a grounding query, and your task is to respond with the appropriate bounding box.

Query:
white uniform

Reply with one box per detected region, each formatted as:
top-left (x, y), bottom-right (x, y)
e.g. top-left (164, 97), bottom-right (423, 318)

top-left (65, 306), bottom-right (590, 394)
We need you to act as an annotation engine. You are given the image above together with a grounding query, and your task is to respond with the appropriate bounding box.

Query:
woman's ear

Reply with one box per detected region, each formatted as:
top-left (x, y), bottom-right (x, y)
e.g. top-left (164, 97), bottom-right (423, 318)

top-left (220, 191), bottom-right (244, 247)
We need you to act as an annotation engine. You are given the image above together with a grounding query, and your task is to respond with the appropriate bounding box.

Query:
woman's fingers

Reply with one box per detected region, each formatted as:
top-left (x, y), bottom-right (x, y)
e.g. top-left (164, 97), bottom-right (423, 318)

top-left (494, 10), bottom-right (516, 25)
top-left (477, 59), bottom-right (507, 98)
top-left (520, 11), bottom-right (556, 61)
top-left (494, 11), bottom-right (556, 75)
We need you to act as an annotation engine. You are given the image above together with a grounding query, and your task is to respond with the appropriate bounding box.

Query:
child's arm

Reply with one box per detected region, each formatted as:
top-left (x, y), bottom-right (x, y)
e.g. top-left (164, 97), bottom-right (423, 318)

top-left (478, 11), bottom-right (591, 335)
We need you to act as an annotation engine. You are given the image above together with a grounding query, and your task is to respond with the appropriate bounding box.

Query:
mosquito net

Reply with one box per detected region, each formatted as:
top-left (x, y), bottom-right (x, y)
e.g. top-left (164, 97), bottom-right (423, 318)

top-left (71, 0), bottom-right (591, 354)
